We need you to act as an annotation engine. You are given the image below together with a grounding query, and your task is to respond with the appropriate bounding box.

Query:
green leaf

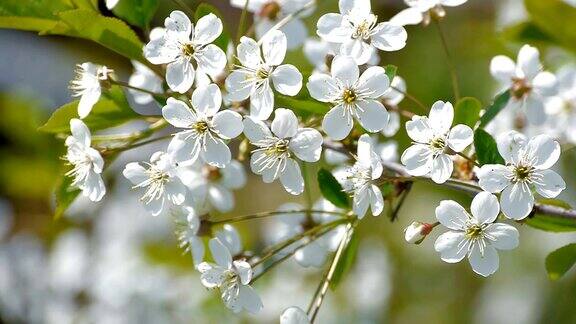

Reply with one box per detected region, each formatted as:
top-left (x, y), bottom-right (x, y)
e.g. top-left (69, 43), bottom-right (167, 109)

top-left (525, 0), bottom-right (576, 54)
top-left (45, 9), bottom-right (145, 61)
top-left (384, 65), bottom-right (397, 82)
top-left (330, 231), bottom-right (359, 290)
top-left (112, 0), bottom-right (159, 29)
top-left (454, 97), bottom-right (481, 128)
top-left (0, 0), bottom-right (96, 31)
top-left (54, 173), bottom-right (81, 220)
top-left (474, 129), bottom-right (505, 165)
top-left (277, 94), bottom-right (330, 115)
top-left (317, 168), bottom-right (350, 209)
top-left (501, 21), bottom-right (556, 48)
top-left (194, 3), bottom-right (230, 52)
top-left (526, 200), bottom-right (576, 232)
top-left (545, 244), bottom-right (576, 280)
top-left (39, 85), bottom-right (139, 133)
top-left (479, 90), bottom-right (510, 128)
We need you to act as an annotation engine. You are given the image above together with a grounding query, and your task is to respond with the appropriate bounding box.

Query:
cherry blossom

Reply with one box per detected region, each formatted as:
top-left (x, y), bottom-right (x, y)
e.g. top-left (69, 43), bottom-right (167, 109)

top-left (390, 0), bottom-right (469, 26)
top-left (69, 62), bottom-right (111, 118)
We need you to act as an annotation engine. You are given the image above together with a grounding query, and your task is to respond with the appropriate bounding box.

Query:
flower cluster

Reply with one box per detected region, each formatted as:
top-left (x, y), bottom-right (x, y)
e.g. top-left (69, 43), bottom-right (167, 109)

top-left (51, 0), bottom-right (575, 321)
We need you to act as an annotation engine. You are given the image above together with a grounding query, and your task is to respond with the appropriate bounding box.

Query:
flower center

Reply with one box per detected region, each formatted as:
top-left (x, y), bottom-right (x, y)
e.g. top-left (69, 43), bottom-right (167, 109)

top-left (256, 67), bottom-right (270, 80)
top-left (203, 165), bottom-right (223, 182)
top-left (511, 77), bottom-right (532, 100)
top-left (352, 15), bottom-right (377, 40)
top-left (138, 167), bottom-right (170, 203)
top-left (429, 136), bottom-right (446, 152)
top-left (267, 139), bottom-right (289, 155)
top-left (465, 224), bottom-right (484, 239)
top-left (512, 165), bottom-right (533, 182)
top-left (182, 43), bottom-right (195, 58)
top-left (260, 1), bottom-right (281, 20)
top-left (193, 120), bottom-right (209, 134)
top-left (342, 89), bottom-right (357, 104)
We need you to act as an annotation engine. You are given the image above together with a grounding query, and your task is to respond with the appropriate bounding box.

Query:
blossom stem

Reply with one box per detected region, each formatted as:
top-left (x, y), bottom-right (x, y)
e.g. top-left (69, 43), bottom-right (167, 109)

top-left (109, 79), bottom-right (167, 98)
top-left (390, 86), bottom-right (428, 112)
top-left (256, 0), bottom-right (316, 45)
top-left (92, 119), bottom-right (168, 143)
top-left (433, 19), bottom-right (460, 101)
top-left (209, 210), bottom-right (348, 226)
top-left (307, 223), bottom-right (354, 322)
top-left (170, 0), bottom-right (196, 17)
top-left (236, 0), bottom-right (251, 45)
top-left (455, 151), bottom-right (479, 167)
top-left (301, 163), bottom-right (314, 220)
top-left (250, 218), bottom-right (350, 267)
top-left (250, 224), bottom-right (339, 283)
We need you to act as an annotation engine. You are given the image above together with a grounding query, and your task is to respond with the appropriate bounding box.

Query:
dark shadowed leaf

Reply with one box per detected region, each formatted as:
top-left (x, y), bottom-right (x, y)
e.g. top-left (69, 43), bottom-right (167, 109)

top-left (546, 244), bottom-right (576, 280)
top-left (473, 129), bottom-right (505, 165)
top-left (479, 90), bottom-right (510, 127)
top-left (317, 168), bottom-right (350, 209)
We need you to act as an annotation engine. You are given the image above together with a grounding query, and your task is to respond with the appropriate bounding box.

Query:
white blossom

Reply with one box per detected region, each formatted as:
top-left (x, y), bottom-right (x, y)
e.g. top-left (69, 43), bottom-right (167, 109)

top-left (316, 0), bottom-right (407, 65)
top-left (173, 205), bottom-right (205, 266)
top-left (226, 30), bottom-right (303, 120)
top-left (303, 37), bottom-right (379, 75)
top-left (163, 84), bottom-right (243, 168)
top-left (490, 44), bottom-right (558, 125)
top-left (128, 60), bottom-right (163, 105)
top-left (434, 192), bottom-right (519, 277)
top-left (198, 238), bottom-right (263, 314)
top-left (477, 131), bottom-right (566, 220)
top-left (231, 0), bottom-right (314, 49)
top-left (307, 55), bottom-right (391, 140)
top-left (390, 0), bottom-right (469, 26)
top-left (280, 306), bottom-right (311, 324)
top-left (69, 62), bottom-right (110, 119)
top-left (401, 100), bottom-right (473, 184)
top-left (339, 134), bottom-right (384, 217)
top-left (123, 152), bottom-right (187, 216)
top-left (244, 108), bottom-right (323, 195)
top-left (404, 221), bottom-right (432, 244)
top-left (544, 65), bottom-right (576, 144)
top-left (178, 160), bottom-right (247, 212)
top-left (64, 119), bottom-right (106, 202)
top-left (144, 11), bottom-right (227, 93)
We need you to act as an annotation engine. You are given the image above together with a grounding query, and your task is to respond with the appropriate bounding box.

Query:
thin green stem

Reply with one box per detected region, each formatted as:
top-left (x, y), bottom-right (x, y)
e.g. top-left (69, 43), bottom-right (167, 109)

top-left (434, 19), bottom-right (460, 101)
top-left (455, 151), bottom-right (480, 167)
top-left (308, 223), bottom-right (354, 322)
top-left (236, 0), bottom-right (251, 45)
top-left (210, 210), bottom-right (347, 226)
top-left (110, 80), bottom-right (167, 98)
top-left (92, 119), bottom-right (168, 143)
top-left (251, 218), bottom-right (350, 267)
top-left (301, 163), bottom-right (314, 220)
top-left (390, 86), bottom-right (427, 113)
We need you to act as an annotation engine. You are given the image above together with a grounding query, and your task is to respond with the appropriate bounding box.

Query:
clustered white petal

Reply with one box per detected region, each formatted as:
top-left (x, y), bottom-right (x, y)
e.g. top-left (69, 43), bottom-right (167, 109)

top-left (401, 100), bottom-right (473, 183)
top-left (69, 62), bottom-right (111, 119)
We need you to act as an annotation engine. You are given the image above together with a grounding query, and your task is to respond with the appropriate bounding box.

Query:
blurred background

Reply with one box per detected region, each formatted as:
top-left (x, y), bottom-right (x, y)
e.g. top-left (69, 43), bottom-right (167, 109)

top-left (1, 0), bottom-right (576, 323)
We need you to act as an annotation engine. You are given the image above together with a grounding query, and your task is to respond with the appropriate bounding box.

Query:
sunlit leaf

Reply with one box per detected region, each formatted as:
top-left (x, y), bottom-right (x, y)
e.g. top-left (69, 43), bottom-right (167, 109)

top-left (112, 0), bottom-right (159, 29)
top-left (525, 0), bottom-right (576, 54)
top-left (454, 97), bottom-right (481, 128)
top-left (385, 65), bottom-right (397, 82)
top-left (546, 244), bottom-right (576, 280)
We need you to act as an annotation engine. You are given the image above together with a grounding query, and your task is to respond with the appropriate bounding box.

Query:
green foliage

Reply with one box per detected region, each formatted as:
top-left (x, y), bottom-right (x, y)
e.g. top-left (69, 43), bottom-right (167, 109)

top-left (194, 3), bottom-right (230, 52)
top-left (112, 0), bottom-right (159, 29)
top-left (385, 65), bottom-right (397, 82)
top-left (454, 97), bottom-right (481, 128)
top-left (501, 21), bottom-right (556, 49)
top-left (317, 168), bottom-right (350, 209)
top-left (525, 0), bottom-right (576, 54)
top-left (526, 199), bottom-right (576, 232)
top-left (0, 0), bottom-right (82, 31)
top-left (54, 174), bottom-right (81, 220)
top-left (479, 90), bottom-right (511, 128)
top-left (473, 129), bottom-right (505, 165)
top-left (277, 94), bottom-right (330, 115)
top-left (546, 244), bottom-right (576, 280)
top-left (330, 230), bottom-right (359, 290)
top-left (39, 85), bottom-right (139, 133)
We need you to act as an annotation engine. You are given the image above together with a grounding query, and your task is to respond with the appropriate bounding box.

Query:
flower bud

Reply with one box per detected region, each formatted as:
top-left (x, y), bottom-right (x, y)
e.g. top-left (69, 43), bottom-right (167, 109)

top-left (404, 221), bottom-right (433, 244)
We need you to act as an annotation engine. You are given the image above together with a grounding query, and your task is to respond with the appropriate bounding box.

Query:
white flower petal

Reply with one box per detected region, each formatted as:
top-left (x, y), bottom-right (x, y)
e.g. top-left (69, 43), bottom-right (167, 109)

top-left (316, 13), bottom-right (352, 43)
top-left (193, 13), bottom-right (223, 45)
top-left (523, 134), bottom-right (561, 169)
top-left (280, 306), bottom-right (311, 324)
top-left (533, 169), bottom-right (566, 198)
top-left (238, 36), bottom-right (262, 69)
top-left (209, 238), bottom-right (232, 269)
top-left (84, 171), bottom-right (106, 202)
top-left (295, 241), bottom-right (327, 268)
top-left (70, 119), bottom-right (91, 147)
top-left (355, 100), bottom-right (389, 132)
top-left (357, 66), bottom-right (390, 98)
top-left (272, 64), bottom-right (303, 96)
top-left (191, 83), bottom-right (221, 116)
top-left (369, 185), bottom-right (384, 216)
top-left (353, 187), bottom-right (370, 218)
top-left (165, 10), bottom-right (192, 39)
top-left (434, 231), bottom-right (467, 263)
top-left (262, 29), bottom-right (287, 66)
top-left (226, 70), bottom-right (253, 101)
top-left (532, 71), bottom-right (558, 97)
top-left (484, 223), bottom-right (519, 250)
top-left (306, 74), bottom-right (340, 102)
top-left (405, 116), bottom-right (433, 143)
top-left (500, 182), bottom-right (534, 220)
top-left (122, 162), bottom-right (148, 185)
top-left (196, 44), bottom-right (227, 76)
top-left (212, 110), bottom-right (243, 139)
top-left (280, 159), bottom-right (304, 195)
top-left (447, 124), bottom-right (473, 152)
top-left (468, 244), bottom-right (499, 277)
top-left (238, 285), bottom-right (263, 314)
top-left (272, 108), bottom-right (299, 138)
top-left (202, 137), bottom-right (231, 168)
top-left (199, 265), bottom-right (226, 288)
top-left (429, 101), bottom-right (453, 134)
top-left (221, 160), bottom-right (247, 189)
top-left (496, 130), bottom-right (527, 164)
top-left (243, 117), bottom-right (272, 143)
top-left (144, 36), bottom-right (180, 65)
top-left (490, 55), bottom-right (516, 84)
top-left (331, 55), bottom-right (359, 86)
top-left (381, 111), bottom-right (400, 137)
top-left (322, 104), bottom-right (353, 140)
top-left (340, 38), bottom-right (372, 65)
top-left (162, 98), bottom-right (196, 128)
top-left (371, 22), bottom-right (407, 52)
top-left (250, 85), bottom-right (275, 120)
top-left (477, 164), bottom-right (511, 193)
top-left (233, 260), bottom-right (253, 285)
top-left (166, 58), bottom-right (195, 93)
top-left (471, 192), bottom-right (500, 224)
top-left (517, 44), bottom-right (541, 80)
top-left (78, 88), bottom-right (100, 119)
top-left (525, 95), bottom-right (547, 126)
top-left (389, 7), bottom-right (424, 26)
top-left (289, 128), bottom-right (323, 162)
top-left (436, 200), bottom-right (468, 230)
top-left (400, 144), bottom-right (433, 176)
top-left (430, 154), bottom-right (453, 184)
